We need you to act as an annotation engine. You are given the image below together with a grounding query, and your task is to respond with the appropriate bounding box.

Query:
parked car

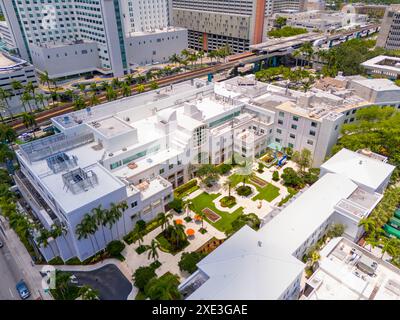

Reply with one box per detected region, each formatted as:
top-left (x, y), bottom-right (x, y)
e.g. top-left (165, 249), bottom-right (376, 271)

top-left (16, 280), bottom-right (30, 299)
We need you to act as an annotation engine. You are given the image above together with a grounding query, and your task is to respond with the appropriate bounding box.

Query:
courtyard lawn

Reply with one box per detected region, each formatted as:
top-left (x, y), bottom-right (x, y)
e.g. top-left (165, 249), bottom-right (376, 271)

top-left (191, 192), bottom-right (243, 233)
top-left (251, 183), bottom-right (280, 202)
top-left (229, 173), bottom-right (280, 202)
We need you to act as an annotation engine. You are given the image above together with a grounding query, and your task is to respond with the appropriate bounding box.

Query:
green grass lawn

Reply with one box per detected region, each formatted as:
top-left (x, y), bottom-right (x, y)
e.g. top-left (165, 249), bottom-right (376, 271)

top-left (191, 192), bottom-right (243, 233)
top-left (251, 183), bottom-right (280, 202)
top-left (229, 173), bottom-right (280, 202)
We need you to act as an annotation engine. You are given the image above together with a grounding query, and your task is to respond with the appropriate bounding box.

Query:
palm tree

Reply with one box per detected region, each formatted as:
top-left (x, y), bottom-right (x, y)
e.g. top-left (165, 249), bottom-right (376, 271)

top-left (181, 49), bottom-right (191, 60)
top-left (105, 86), bottom-right (117, 101)
top-left (146, 239), bottom-right (160, 262)
top-left (89, 94), bottom-right (100, 107)
top-left (77, 83), bottom-right (86, 94)
top-left (197, 50), bottom-right (205, 66)
top-left (136, 84), bottom-right (145, 94)
top-left (25, 81), bottom-right (36, 96)
top-left (109, 202), bottom-right (122, 239)
top-left (145, 274), bottom-right (182, 300)
top-left (208, 50), bottom-right (217, 64)
top-left (111, 78), bottom-right (120, 89)
top-left (39, 71), bottom-right (51, 91)
top-left (90, 82), bottom-right (98, 93)
top-left (35, 93), bottom-right (46, 109)
top-left (184, 200), bottom-right (193, 219)
top-left (118, 201), bottom-right (128, 235)
top-left (0, 143), bottom-right (14, 165)
top-left (150, 81), bottom-right (159, 90)
top-left (11, 80), bottom-right (23, 97)
top-left (197, 210), bottom-right (206, 230)
top-left (78, 285), bottom-right (99, 300)
top-left (0, 123), bottom-right (16, 143)
top-left (157, 212), bottom-right (172, 230)
top-left (21, 112), bottom-right (37, 136)
top-left (75, 214), bottom-right (98, 253)
top-left (171, 221), bottom-right (186, 247)
top-left (169, 53), bottom-right (180, 67)
top-left (104, 209), bottom-right (117, 240)
top-left (134, 228), bottom-right (145, 247)
top-left (93, 205), bottom-right (107, 245)
top-left (380, 237), bottom-right (400, 259)
top-left (21, 91), bottom-right (33, 112)
top-left (36, 228), bottom-right (57, 259)
top-left (121, 83), bottom-right (132, 97)
top-left (359, 217), bottom-right (376, 234)
top-left (0, 88), bottom-right (13, 120)
top-left (136, 74), bottom-right (145, 84)
top-left (125, 74), bottom-right (134, 85)
top-left (73, 96), bottom-right (86, 110)
top-left (223, 180), bottom-right (233, 197)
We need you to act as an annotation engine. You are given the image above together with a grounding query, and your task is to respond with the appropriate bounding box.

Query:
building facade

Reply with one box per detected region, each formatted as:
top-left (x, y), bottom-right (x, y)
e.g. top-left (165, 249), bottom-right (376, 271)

top-left (0, 0), bottom-right (187, 79)
top-left (377, 5), bottom-right (400, 50)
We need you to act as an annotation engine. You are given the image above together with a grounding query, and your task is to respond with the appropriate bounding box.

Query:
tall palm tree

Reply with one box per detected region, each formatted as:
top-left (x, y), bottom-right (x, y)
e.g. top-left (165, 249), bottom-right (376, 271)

top-left (169, 53), bottom-right (180, 67)
top-left (109, 202), bottom-right (122, 239)
top-left (171, 221), bottom-right (186, 247)
top-left (0, 143), bottom-right (14, 164)
top-left (0, 88), bottom-right (13, 120)
top-left (35, 93), bottom-right (46, 109)
top-left (157, 212), bottom-right (173, 230)
top-left (104, 209), bottom-right (117, 240)
top-left (73, 96), bottom-right (86, 110)
top-left (21, 112), bottom-right (37, 136)
top-left (197, 210), bottom-right (206, 230)
top-left (78, 83), bottom-right (86, 94)
top-left (197, 50), bottom-right (205, 66)
top-left (21, 91), bottom-right (33, 112)
top-left (90, 82), bottom-right (98, 93)
top-left (39, 71), bottom-right (51, 91)
top-left (0, 123), bottom-right (16, 143)
top-left (146, 239), bottom-right (160, 262)
top-left (380, 237), bottom-right (400, 259)
top-left (75, 214), bottom-right (99, 253)
top-left (359, 217), bottom-right (376, 234)
top-left (92, 205), bottom-right (107, 245)
top-left (11, 80), bottom-right (23, 97)
top-left (36, 228), bottom-right (57, 259)
top-left (223, 180), bottom-right (233, 197)
top-left (25, 81), bottom-right (36, 96)
top-left (118, 201), bottom-right (128, 235)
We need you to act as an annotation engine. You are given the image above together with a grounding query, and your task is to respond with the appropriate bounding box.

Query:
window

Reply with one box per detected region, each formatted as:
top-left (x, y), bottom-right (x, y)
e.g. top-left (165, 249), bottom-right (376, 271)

top-left (352, 109), bottom-right (357, 114)
top-left (292, 116), bottom-right (299, 121)
top-left (311, 121), bottom-right (317, 127)
top-left (159, 168), bottom-right (165, 174)
top-left (278, 119), bottom-right (283, 125)
top-left (309, 130), bottom-right (316, 136)
top-left (290, 133), bottom-right (296, 139)
top-left (277, 128), bottom-right (282, 134)
top-left (307, 140), bottom-right (314, 145)
top-left (131, 201), bottom-right (137, 208)
top-left (169, 164), bottom-right (174, 170)
top-left (349, 117), bottom-right (355, 122)
top-left (279, 111), bottom-right (285, 117)
top-left (291, 124), bottom-right (297, 130)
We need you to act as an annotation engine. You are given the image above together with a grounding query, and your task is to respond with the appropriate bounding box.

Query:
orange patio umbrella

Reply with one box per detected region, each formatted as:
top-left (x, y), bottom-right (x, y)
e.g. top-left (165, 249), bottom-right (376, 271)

top-left (175, 219), bottom-right (183, 225)
top-left (186, 229), bottom-right (195, 236)
top-left (194, 214), bottom-right (202, 221)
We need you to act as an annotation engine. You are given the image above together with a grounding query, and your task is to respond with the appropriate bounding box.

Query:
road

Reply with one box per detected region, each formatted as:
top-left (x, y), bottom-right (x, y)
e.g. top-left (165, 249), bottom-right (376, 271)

top-left (0, 234), bottom-right (25, 300)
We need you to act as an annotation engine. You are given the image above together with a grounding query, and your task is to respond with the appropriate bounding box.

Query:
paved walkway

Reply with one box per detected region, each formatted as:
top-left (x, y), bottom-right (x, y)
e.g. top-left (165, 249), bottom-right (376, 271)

top-left (0, 215), bottom-right (52, 300)
top-left (122, 210), bottom-right (226, 285)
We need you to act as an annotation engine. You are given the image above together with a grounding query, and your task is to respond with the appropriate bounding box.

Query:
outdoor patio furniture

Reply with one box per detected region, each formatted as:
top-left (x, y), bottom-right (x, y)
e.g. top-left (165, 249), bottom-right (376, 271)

top-left (186, 229), bottom-right (195, 237)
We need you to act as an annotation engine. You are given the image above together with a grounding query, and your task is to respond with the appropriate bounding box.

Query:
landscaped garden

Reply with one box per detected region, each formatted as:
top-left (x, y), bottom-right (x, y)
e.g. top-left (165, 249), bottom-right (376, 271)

top-left (190, 192), bottom-right (244, 233)
top-left (155, 224), bottom-right (190, 255)
top-left (228, 173), bottom-right (280, 202)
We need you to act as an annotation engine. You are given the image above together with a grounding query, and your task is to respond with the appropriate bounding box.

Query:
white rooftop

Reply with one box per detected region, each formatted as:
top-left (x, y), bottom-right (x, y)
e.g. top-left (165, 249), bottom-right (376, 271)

top-left (186, 226), bottom-right (304, 300)
top-left (260, 172), bottom-right (358, 254)
top-left (321, 149), bottom-right (395, 191)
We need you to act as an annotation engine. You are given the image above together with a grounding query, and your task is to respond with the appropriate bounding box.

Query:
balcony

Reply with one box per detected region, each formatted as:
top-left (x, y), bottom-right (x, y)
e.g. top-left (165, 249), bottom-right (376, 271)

top-left (14, 170), bottom-right (58, 221)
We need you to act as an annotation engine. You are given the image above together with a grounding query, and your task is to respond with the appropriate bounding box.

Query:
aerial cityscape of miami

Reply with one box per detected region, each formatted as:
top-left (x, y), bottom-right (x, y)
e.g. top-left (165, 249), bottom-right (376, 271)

top-left (0, 0), bottom-right (400, 307)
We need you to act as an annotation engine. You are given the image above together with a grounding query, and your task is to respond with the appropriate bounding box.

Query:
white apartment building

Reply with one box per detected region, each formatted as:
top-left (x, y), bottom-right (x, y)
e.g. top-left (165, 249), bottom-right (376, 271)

top-left (0, 51), bottom-right (38, 115)
top-left (14, 77), bottom-right (275, 262)
top-left (0, 0), bottom-right (187, 79)
top-left (361, 55), bottom-right (400, 80)
top-left (179, 148), bottom-right (395, 300)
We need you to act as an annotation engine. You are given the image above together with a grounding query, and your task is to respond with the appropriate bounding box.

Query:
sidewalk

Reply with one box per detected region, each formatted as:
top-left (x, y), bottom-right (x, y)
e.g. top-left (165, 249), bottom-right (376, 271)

top-left (0, 216), bottom-right (52, 300)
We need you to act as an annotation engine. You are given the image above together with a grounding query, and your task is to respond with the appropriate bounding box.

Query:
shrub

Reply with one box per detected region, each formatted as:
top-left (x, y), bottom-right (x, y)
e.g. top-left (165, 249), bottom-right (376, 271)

top-left (217, 163), bottom-right (232, 175)
top-left (230, 213), bottom-right (261, 234)
top-left (302, 171), bottom-right (319, 185)
top-left (220, 196), bottom-right (236, 208)
top-left (106, 240), bottom-right (125, 257)
top-left (135, 245), bottom-right (147, 254)
top-left (144, 273), bottom-right (182, 300)
top-left (257, 163), bottom-right (265, 173)
top-left (236, 185), bottom-right (252, 196)
top-left (281, 167), bottom-right (304, 189)
top-left (169, 198), bottom-right (184, 212)
top-left (204, 176), bottom-right (217, 187)
top-left (272, 170), bottom-right (279, 182)
top-left (178, 252), bottom-right (206, 274)
top-left (184, 216), bottom-right (192, 223)
top-left (150, 260), bottom-right (162, 270)
top-left (174, 179), bottom-right (197, 198)
top-left (133, 266), bottom-right (157, 291)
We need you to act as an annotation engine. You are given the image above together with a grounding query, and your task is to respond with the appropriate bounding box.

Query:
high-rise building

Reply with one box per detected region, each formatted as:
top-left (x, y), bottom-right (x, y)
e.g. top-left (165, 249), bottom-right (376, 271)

top-left (172, 0), bottom-right (268, 53)
top-left (0, 0), bottom-right (187, 79)
top-left (171, 0), bottom-right (305, 53)
top-left (376, 5), bottom-right (400, 50)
